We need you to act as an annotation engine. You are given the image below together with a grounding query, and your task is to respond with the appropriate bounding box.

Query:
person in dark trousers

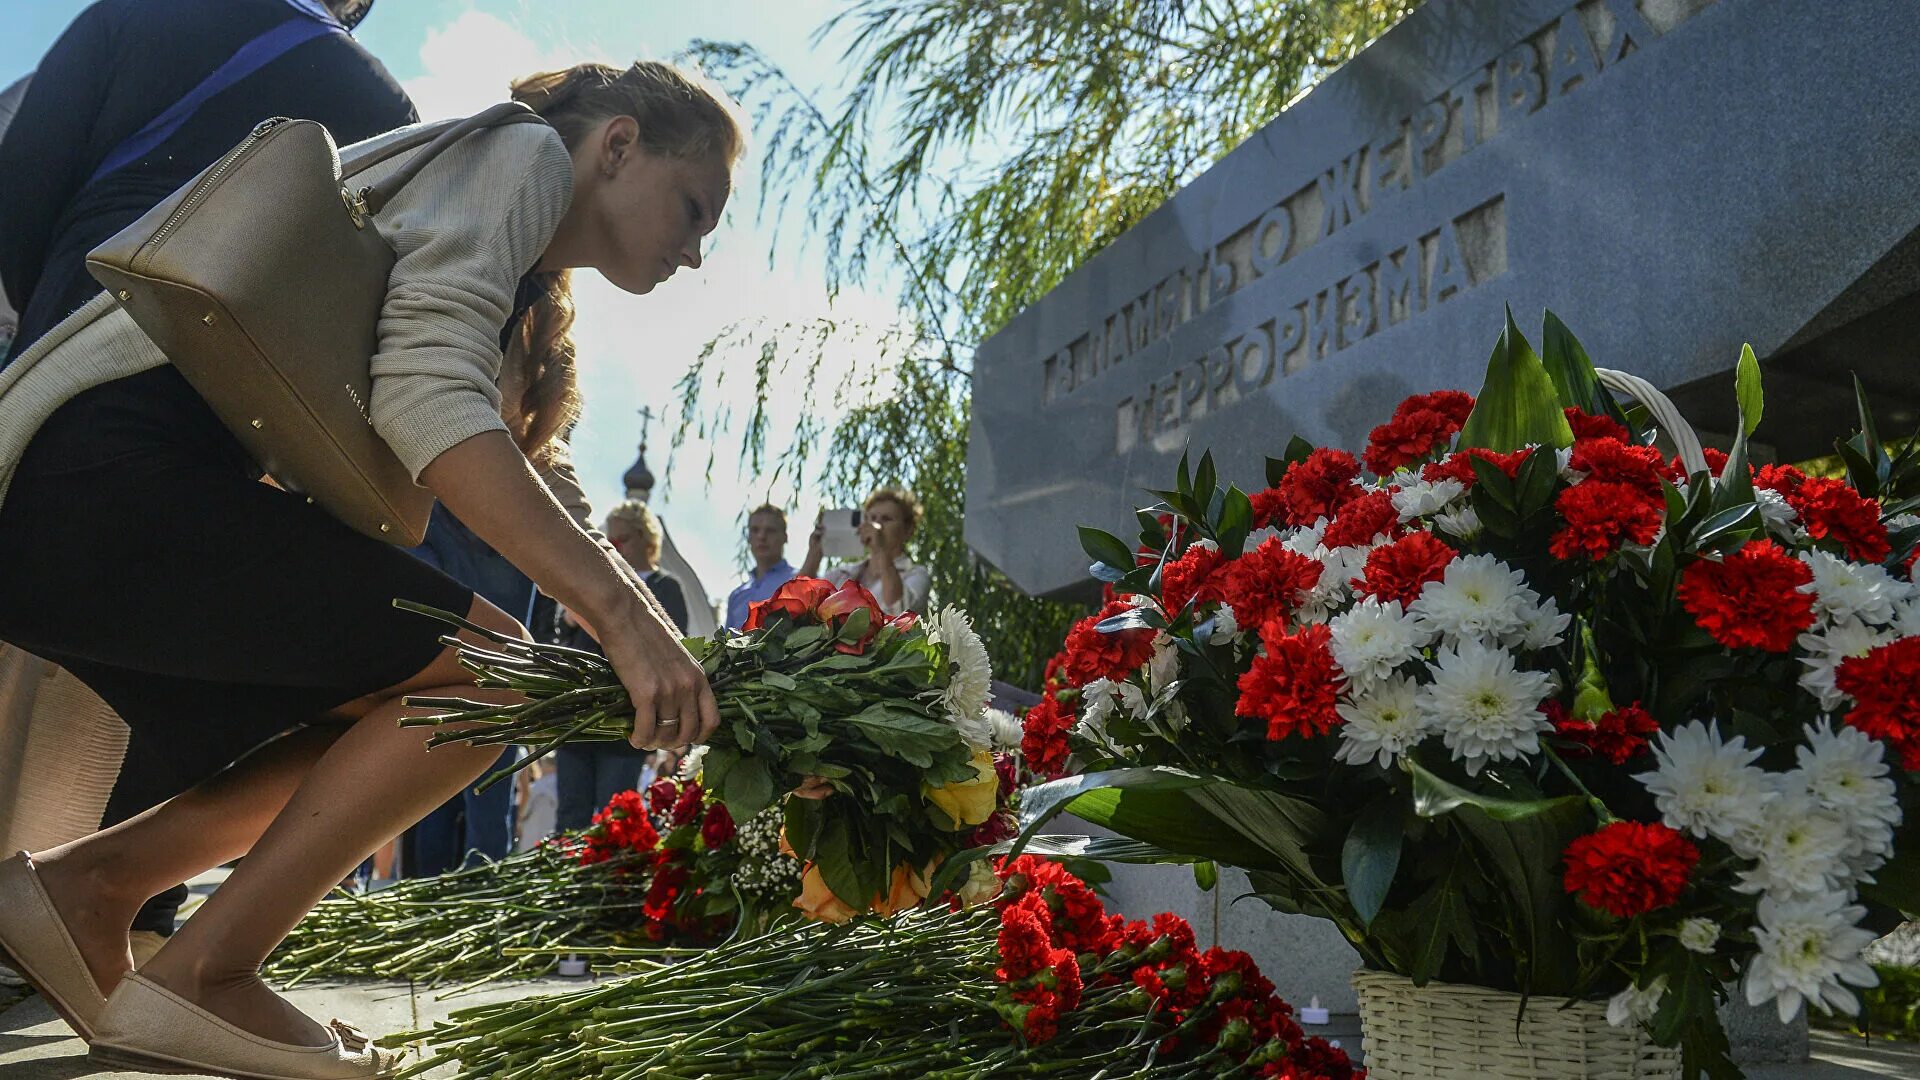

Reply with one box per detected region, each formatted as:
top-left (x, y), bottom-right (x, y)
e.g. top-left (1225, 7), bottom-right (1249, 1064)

top-left (0, 0), bottom-right (415, 959)
top-left (553, 500), bottom-right (689, 830)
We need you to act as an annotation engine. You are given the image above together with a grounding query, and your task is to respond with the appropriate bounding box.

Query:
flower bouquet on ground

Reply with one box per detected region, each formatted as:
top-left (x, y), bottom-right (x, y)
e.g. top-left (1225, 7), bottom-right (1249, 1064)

top-left (267, 782), bottom-right (800, 990)
top-left (1015, 311), bottom-right (1919, 1077)
top-left (382, 856), bottom-right (1362, 1080)
top-left (399, 576), bottom-right (1003, 920)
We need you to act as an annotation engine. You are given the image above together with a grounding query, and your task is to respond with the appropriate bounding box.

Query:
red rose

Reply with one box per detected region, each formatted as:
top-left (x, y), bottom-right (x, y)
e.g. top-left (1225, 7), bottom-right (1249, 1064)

top-left (646, 778), bottom-right (679, 815)
top-left (670, 780), bottom-right (705, 827)
top-left (818, 579), bottom-right (887, 653)
top-left (1835, 637), bottom-right (1920, 770)
top-left (1235, 622), bottom-right (1344, 741)
top-left (1562, 821), bottom-right (1698, 918)
top-left (699, 801), bottom-right (736, 848)
top-left (1353, 530), bottom-right (1455, 608)
top-left (742, 575), bottom-right (834, 631)
top-left (1676, 540), bottom-right (1815, 652)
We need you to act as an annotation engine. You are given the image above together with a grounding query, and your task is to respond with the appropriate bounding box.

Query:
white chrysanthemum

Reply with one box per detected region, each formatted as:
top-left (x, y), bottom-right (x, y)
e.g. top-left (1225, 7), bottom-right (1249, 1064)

top-left (1744, 894), bottom-right (1879, 1023)
top-left (1208, 604), bottom-right (1240, 644)
top-left (1679, 918), bottom-right (1721, 955)
top-left (1606, 976), bottom-right (1667, 1029)
top-left (1799, 550), bottom-right (1898, 627)
top-left (1078, 678), bottom-right (1144, 744)
top-left (1431, 504), bottom-right (1482, 542)
top-left (1554, 444), bottom-right (1576, 480)
top-left (1417, 639), bottom-right (1555, 774)
top-left (1512, 593), bottom-right (1573, 651)
top-left (1638, 722), bottom-right (1775, 841)
top-left (1731, 790), bottom-right (1852, 900)
top-left (1408, 554), bottom-right (1534, 646)
top-left (1754, 487), bottom-right (1800, 538)
top-left (1391, 478), bottom-right (1466, 521)
top-left (1797, 619), bottom-right (1896, 712)
top-left (1897, 595), bottom-right (1920, 637)
top-left (678, 744), bottom-right (708, 780)
top-left (1329, 598), bottom-right (1433, 689)
top-left (985, 708), bottom-right (1024, 753)
top-left (1335, 675), bottom-right (1427, 768)
top-left (1147, 635), bottom-right (1181, 694)
top-left (1281, 521), bottom-right (1327, 556)
top-left (927, 607), bottom-right (994, 747)
top-left (1794, 720), bottom-right (1900, 878)
top-left (1297, 544), bottom-right (1370, 624)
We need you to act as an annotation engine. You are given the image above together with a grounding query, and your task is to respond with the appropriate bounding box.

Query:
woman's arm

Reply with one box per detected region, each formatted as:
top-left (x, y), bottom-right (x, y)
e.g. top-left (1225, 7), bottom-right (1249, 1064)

top-left (421, 430), bottom-right (715, 748)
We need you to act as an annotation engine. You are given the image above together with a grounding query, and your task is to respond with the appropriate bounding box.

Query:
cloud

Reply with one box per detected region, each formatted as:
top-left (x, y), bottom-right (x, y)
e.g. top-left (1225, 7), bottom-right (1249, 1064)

top-left (401, 10), bottom-right (595, 121)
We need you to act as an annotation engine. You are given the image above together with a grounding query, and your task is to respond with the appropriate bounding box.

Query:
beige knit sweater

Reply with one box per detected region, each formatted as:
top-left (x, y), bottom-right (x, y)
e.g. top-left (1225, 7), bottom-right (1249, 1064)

top-left (0, 118), bottom-right (585, 516)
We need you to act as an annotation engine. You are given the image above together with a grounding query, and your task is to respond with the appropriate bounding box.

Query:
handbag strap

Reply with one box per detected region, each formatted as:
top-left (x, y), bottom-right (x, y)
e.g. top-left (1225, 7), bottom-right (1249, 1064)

top-left (358, 101), bottom-right (548, 215)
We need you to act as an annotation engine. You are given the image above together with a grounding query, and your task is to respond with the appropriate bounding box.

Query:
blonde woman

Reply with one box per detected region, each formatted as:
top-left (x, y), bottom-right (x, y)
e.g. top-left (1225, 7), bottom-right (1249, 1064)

top-left (800, 486), bottom-right (932, 616)
top-left (0, 62), bottom-right (745, 1078)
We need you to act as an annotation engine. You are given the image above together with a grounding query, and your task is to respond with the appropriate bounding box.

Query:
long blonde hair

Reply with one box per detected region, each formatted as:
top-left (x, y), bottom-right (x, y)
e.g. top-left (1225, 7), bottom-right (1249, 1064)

top-left (501, 61), bottom-right (747, 465)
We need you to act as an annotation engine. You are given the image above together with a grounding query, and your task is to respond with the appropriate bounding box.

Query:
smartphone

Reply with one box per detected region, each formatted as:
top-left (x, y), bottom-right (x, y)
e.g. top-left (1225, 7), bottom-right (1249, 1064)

top-left (819, 507), bottom-right (865, 560)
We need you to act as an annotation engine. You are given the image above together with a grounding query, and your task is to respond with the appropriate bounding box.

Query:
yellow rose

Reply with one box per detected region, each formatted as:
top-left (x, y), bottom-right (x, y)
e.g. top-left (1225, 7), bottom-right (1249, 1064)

top-left (869, 862), bottom-right (933, 918)
top-left (955, 859), bottom-right (1004, 909)
top-left (794, 863), bottom-right (860, 924)
top-left (926, 748), bottom-right (999, 828)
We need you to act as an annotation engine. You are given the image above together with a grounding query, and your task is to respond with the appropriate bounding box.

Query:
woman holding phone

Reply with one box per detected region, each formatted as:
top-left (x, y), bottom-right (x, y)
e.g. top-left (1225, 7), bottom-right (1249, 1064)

top-left (799, 485), bottom-right (931, 616)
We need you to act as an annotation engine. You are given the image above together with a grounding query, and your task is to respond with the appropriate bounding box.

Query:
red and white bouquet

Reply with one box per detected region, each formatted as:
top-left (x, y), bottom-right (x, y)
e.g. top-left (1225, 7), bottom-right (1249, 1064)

top-left (1019, 313), bottom-right (1919, 1077)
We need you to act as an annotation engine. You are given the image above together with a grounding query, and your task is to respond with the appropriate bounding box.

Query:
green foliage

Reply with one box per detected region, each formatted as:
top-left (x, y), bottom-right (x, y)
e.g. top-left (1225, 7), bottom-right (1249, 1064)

top-left (1813, 963), bottom-right (1920, 1041)
top-left (674, 1), bottom-right (1420, 686)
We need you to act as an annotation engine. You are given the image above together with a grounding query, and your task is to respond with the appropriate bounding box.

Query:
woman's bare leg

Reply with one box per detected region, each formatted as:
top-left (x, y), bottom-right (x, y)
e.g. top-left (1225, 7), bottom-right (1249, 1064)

top-left (31, 595), bottom-right (523, 1045)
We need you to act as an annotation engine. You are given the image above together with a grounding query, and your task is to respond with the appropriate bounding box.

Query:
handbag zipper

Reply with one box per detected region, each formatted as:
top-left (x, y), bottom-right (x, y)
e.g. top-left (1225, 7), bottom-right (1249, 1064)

top-left (132, 117), bottom-right (290, 274)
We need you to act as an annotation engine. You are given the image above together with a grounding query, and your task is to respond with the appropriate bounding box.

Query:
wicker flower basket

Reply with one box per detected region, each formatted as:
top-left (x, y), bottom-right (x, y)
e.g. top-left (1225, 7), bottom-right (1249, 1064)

top-left (1352, 971), bottom-right (1681, 1080)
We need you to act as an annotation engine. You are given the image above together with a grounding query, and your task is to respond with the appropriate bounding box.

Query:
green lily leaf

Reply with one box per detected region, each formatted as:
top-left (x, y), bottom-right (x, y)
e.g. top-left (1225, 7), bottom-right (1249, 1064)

top-left (1539, 310), bottom-right (1624, 423)
top-left (1458, 308), bottom-right (1575, 453)
top-left (1341, 801), bottom-right (1404, 927)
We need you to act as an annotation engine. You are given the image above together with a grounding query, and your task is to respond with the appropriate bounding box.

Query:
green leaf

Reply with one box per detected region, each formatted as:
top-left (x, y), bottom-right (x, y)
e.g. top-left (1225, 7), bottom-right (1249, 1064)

top-left (1735, 344), bottom-right (1763, 437)
top-left (1538, 310), bottom-right (1616, 420)
top-left (1341, 801), bottom-right (1404, 927)
top-left (1217, 486), bottom-right (1254, 557)
top-left (1458, 308), bottom-right (1576, 453)
top-left (1405, 858), bottom-right (1478, 985)
top-left (1193, 451), bottom-right (1217, 508)
top-left (760, 671), bottom-right (797, 691)
top-left (1016, 768), bottom-right (1288, 873)
top-left (840, 705), bottom-right (965, 768)
top-left (1853, 373), bottom-right (1889, 475)
top-left (718, 753), bottom-right (775, 822)
top-left (1688, 502), bottom-right (1759, 552)
top-left (1079, 526), bottom-right (1136, 576)
top-left (924, 834), bottom-right (1204, 898)
top-left (1193, 860), bottom-right (1219, 891)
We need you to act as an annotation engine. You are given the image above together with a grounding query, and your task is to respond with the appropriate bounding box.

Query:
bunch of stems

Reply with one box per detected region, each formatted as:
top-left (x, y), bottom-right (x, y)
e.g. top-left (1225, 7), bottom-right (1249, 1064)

top-left (383, 908), bottom-right (1278, 1079)
top-left (267, 845), bottom-right (657, 994)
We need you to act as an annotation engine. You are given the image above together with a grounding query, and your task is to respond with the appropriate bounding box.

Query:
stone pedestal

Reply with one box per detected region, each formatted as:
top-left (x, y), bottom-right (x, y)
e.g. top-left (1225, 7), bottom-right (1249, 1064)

top-left (1719, 997), bottom-right (1809, 1066)
top-left (1092, 852), bottom-right (1363, 1012)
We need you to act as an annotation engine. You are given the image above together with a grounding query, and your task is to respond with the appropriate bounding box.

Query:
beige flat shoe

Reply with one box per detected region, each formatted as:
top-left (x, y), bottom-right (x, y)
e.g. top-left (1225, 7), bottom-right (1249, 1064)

top-left (90, 973), bottom-right (400, 1079)
top-left (0, 850), bottom-right (107, 1040)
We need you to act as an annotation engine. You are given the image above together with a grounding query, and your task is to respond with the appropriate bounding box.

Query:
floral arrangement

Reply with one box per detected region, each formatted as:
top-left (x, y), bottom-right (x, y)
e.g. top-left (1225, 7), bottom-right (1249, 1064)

top-left (383, 857), bottom-right (1362, 1080)
top-left (268, 785), bottom-right (798, 989)
top-left (400, 575), bottom-right (1002, 920)
top-left (1016, 313), bottom-right (1919, 1077)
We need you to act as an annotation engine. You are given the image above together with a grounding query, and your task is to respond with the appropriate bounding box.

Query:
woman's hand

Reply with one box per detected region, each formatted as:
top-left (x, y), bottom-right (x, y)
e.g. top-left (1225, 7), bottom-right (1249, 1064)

top-left (798, 511), bottom-right (826, 578)
top-left (596, 598), bottom-right (719, 751)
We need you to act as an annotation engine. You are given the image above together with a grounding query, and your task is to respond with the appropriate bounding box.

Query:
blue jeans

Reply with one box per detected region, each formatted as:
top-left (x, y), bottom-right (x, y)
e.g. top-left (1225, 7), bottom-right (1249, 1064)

top-left (402, 505), bottom-right (537, 875)
top-left (555, 742), bottom-right (650, 833)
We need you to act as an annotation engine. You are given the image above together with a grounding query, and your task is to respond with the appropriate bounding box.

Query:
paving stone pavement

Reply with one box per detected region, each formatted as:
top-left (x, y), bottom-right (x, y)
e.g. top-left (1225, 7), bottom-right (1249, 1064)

top-left (4, 980), bottom-right (1917, 1079)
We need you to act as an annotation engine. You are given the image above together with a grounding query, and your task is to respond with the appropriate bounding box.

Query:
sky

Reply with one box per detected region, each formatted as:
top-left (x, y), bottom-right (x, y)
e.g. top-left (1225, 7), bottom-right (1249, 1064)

top-left (0, 0), bottom-right (906, 614)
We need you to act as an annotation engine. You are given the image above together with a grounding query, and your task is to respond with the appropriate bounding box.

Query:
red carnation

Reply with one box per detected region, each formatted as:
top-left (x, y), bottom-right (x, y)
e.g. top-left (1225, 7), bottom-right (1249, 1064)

top-left (1676, 540), bottom-right (1815, 652)
top-left (1235, 622), bottom-right (1345, 741)
top-left (1835, 637), bottom-right (1920, 770)
top-left (1021, 694), bottom-right (1075, 779)
top-left (1570, 438), bottom-right (1666, 497)
top-left (1365, 408), bottom-right (1459, 475)
top-left (1060, 600), bottom-right (1157, 687)
top-left (1753, 462), bottom-right (1807, 495)
top-left (1551, 480), bottom-right (1664, 560)
top-left (1160, 542), bottom-right (1227, 613)
top-left (1320, 489), bottom-right (1402, 549)
top-left (700, 801), bottom-right (736, 849)
top-left (1218, 537), bottom-right (1323, 629)
top-left (1565, 406), bottom-right (1630, 443)
top-left (1422, 446), bottom-right (1533, 487)
top-left (1562, 821), bottom-right (1698, 918)
top-left (1781, 475), bottom-right (1890, 563)
top-left (1249, 487), bottom-right (1288, 530)
top-left (1354, 530), bottom-right (1456, 608)
top-left (1275, 448), bottom-right (1362, 527)
top-left (1548, 700), bottom-right (1661, 764)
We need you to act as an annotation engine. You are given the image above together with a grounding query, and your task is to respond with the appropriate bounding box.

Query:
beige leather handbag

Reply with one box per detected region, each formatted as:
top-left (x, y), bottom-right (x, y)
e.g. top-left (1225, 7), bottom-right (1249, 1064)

top-left (85, 102), bottom-right (548, 545)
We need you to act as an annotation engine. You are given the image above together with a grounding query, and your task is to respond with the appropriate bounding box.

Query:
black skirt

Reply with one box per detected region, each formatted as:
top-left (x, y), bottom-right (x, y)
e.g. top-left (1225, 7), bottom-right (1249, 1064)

top-left (0, 365), bottom-right (474, 776)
